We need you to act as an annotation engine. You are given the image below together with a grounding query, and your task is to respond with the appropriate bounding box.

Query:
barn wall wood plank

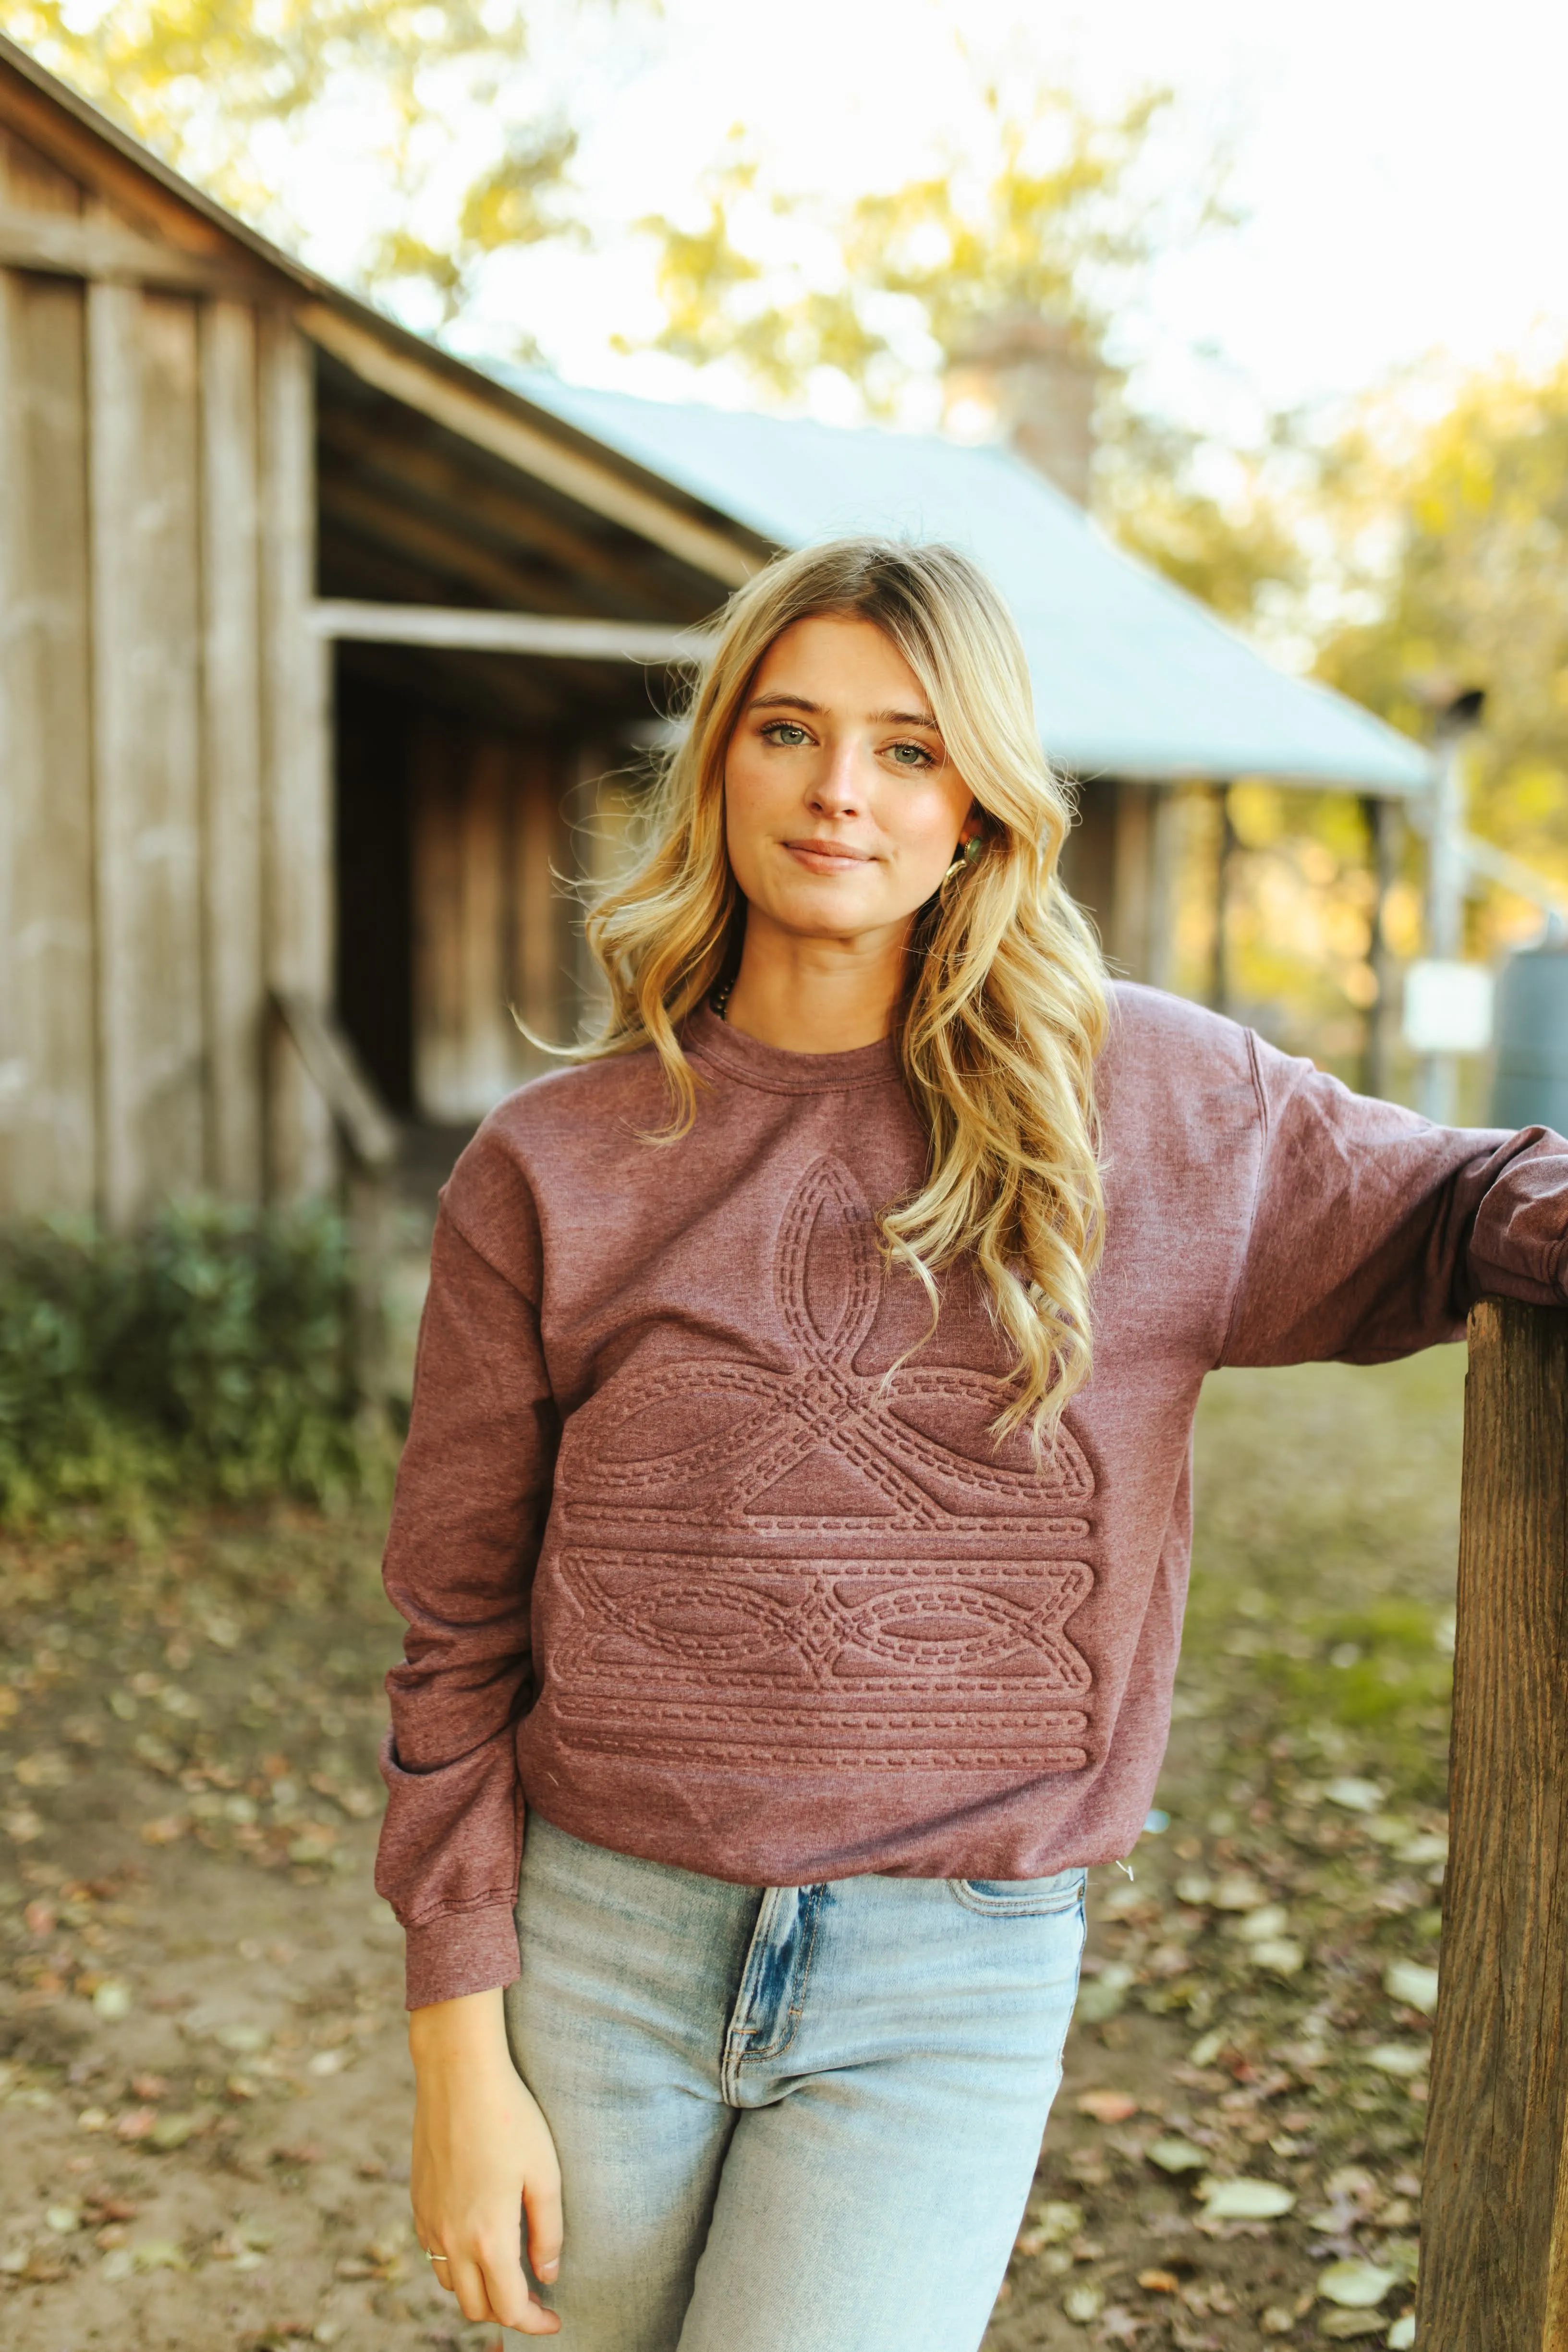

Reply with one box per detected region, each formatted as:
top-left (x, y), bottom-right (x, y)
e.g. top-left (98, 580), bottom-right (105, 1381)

top-left (199, 298), bottom-right (265, 1201)
top-left (410, 715), bottom-right (465, 1123)
top-left (515, 744), bottom-right (569, 1054)
top-left (87, 281), bottom-right (207, 1225)
top-left (300, 301), bottom-right (761, 591)
top-left (457, 736), bottom-right (513, 1109)
top-left (570, 749), bottom-right (636, 1035)
top-left (0, 122), bottom-right (85, 214)
top-left (0, 264), bottom-right (97, 1212)
top-left (0, 206), bottom-right (237, 288)
top-left (411, 724), bottom-right (526, 1121)
top-left (1418, 1298), bottom-right (1568, 2348)
top-left (310, 598), bottom-right (708, 661)
top-left (0, 60), bottom-right (284, 287)
top-left (258, 310), bottom-right (335, 1199)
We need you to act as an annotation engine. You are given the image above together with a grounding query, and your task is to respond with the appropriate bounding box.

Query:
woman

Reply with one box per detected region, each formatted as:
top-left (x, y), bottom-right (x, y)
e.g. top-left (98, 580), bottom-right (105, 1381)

top-left (376, 539), bottom-right (1568, 2352)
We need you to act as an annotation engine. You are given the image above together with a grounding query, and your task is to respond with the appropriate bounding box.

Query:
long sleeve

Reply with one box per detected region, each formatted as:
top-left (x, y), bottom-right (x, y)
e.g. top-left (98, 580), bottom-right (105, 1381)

top-left (374, 1198), bottom-right (559, 2008)
top-left (1222, 1028), bottom-right (1568, 1367)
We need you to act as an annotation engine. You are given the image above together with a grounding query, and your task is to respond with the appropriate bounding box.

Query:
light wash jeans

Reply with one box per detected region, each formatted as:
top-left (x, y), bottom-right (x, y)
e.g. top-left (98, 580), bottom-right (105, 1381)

top-left (502, 1813), bottom-right (1086, 2352)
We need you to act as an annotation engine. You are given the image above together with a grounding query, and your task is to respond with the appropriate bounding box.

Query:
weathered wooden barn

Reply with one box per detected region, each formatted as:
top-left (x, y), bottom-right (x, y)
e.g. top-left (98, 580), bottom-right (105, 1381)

top-left (0, 33), bottom-right (1431, 1228)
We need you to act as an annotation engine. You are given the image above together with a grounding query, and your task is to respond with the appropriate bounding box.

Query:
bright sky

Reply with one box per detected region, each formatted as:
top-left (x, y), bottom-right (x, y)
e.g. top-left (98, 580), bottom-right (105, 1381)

top-left (293, 0), bottom-right (1568, 432)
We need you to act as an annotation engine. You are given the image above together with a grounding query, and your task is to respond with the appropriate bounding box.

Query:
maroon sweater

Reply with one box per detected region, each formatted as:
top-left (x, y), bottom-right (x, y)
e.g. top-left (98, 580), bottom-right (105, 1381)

top-left (376, 988), bottom-right (1568, 2007)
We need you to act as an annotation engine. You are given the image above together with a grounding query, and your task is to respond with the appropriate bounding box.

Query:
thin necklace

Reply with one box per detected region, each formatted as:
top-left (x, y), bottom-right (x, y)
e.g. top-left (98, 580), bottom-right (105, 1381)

top-left (711, 976), bottom-right (735, 1021)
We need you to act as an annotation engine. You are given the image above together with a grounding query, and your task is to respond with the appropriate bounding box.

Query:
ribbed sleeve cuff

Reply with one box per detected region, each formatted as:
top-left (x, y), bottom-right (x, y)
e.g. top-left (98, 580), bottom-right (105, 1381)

top-left (401, 1903), bottom-right (521, 2012)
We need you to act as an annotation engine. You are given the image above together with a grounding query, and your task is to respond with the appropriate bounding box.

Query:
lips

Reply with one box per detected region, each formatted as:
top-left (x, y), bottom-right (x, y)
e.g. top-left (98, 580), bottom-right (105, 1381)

top-left (784, 839), bottom-right (875, 869)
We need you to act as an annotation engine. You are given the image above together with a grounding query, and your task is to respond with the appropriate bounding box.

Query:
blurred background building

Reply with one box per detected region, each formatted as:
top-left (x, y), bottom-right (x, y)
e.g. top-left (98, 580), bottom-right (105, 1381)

top-left (0, 34), bottom-right (1439, 1229)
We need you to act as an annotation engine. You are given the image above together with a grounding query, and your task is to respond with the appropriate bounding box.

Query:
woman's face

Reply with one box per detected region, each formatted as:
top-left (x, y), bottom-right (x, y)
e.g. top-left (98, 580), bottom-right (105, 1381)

top-left (723, 614), bottom-right (978, 946)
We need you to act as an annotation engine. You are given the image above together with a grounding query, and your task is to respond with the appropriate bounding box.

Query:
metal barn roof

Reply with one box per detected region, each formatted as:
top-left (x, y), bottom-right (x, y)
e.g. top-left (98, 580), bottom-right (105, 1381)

top-left (494, 371), bottom-right (1431, 796)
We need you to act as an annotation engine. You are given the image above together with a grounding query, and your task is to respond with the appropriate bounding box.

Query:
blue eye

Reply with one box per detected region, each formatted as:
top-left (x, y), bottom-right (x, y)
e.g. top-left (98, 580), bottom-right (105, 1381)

top-left (762, 721), bottom-right (810, 747)
top-left (888, 741), bottom-right (935, 768)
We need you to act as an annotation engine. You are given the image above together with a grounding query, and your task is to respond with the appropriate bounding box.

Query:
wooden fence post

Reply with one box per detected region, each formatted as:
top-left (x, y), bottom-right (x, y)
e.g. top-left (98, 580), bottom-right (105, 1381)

top-left (1418, 1297), bottom-right (1568, 2347)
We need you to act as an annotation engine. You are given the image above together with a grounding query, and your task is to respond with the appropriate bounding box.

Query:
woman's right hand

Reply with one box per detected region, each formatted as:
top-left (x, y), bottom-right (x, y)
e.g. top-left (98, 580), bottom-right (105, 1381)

top-left (408, 1987), bottom-right (562, 2335)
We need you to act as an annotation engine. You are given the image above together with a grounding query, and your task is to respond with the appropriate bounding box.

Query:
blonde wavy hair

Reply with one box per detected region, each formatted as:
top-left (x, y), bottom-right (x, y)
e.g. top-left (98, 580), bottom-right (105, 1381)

top-left (578, 537), bottom-right (1108, 1438)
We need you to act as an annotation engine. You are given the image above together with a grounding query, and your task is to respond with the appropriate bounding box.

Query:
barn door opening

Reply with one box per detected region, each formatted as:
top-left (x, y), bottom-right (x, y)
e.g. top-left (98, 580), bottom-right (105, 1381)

top-left (336, 666), bottom-right (415, 1115)
top-left (333, 652), bottom-right (583, 1145)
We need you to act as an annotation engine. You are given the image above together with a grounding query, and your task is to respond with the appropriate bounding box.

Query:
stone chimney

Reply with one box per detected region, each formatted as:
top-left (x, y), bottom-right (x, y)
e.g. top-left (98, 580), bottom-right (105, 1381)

top-left (943, 315), bottom-right (1099, 506)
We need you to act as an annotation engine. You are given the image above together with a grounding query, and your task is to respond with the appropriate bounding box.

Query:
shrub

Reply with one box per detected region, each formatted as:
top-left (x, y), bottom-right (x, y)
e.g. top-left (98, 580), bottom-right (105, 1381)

top-left (0, 1201), bottom-right (370, 1521)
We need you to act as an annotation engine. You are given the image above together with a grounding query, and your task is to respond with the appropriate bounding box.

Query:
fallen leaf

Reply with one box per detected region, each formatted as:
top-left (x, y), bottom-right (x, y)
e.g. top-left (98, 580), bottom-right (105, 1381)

top-left (1076, 2088), bottom-right (1140, 2124)
top-left (1210, 1873), bottom-right (1268, 1912)
top-left (1325, 1778), bottom-right (1385, 1814)
top-left (1318, 2260), bottom-right (1398, 2309)
top-left (92, 1979), bottom-right (132, 2022)
top-left (1019, 2200), bottom-right (1083, 2250)
top-left (1383, 1961), bottom-right (1439, 2015)
top-left (140, 1816), bottom-right (191, 1847)
top-left (1062, 2280), bottom-right (1105, 2324)
top-left (148, 2110), bottom-right (200, 2151)
top-left (1076, 1964), bottom-right (1135, 2023)
top-left (1318, 2314), bottom-right (1387, 2340)
top-left (1145, 2138), bottom-right (1209, 2174)
top-left (1250, 1937), bottom-right (1306, 1976)
top-left (213, 2022), bottom-right (270, 2055)
top-left (1196, 2176), bottom-right (1297, 2220)
top-left (1230, 1905), bottom-right (1292, 1943)
top-left (1138, 2269), bottom-right (1182, 2293)
top-left (1397, 1832), bottom-right (1448, 1867)
top-left (3, 1806), bottom-right (46, 1843)
top-left (1367, 2043), bottom-right (1428, 2078)
top-left (1387, 2317), bottom-right (1416, 2348)
top-left (131, 2238), bottom-right (190, 2273)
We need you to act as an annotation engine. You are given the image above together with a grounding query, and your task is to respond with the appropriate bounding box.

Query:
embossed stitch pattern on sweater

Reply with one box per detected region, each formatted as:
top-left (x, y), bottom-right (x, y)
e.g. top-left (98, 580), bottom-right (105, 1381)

top-left (550, 1155), bottom-right (1097, 1771)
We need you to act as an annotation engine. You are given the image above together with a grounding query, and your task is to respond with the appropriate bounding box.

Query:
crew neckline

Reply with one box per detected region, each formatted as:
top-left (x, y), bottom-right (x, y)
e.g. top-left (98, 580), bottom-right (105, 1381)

top-left (685, 1004), bottom-right (901, 1094)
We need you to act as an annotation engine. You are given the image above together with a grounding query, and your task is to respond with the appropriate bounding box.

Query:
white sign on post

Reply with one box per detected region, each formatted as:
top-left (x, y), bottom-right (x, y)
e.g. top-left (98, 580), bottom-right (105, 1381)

top-left (1401, 960), bottom-right (1495, 1055)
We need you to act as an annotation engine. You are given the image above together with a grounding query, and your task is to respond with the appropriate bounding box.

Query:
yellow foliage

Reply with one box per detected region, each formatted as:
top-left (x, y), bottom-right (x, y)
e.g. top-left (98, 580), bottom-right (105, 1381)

top-left (632, 75), bottom-right (1201, 413)
top-left (1316, 351), bottom-right (1568, 951)
top-left (7, 0), bottom-right (603, 322)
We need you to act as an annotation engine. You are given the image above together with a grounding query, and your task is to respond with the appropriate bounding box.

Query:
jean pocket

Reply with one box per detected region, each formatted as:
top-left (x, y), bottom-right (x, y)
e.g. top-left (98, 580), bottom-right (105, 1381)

top-left (948, 1867), bottom-right (1087, 1917)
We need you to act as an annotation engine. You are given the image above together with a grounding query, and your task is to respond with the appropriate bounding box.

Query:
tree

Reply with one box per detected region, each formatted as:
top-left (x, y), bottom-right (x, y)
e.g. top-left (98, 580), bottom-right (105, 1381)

top-left (7, 0), bottom-right (619, 327)
top-left (635, 85), bottom-right (1173, 408)
top-left (634, 82), bottom-right (1180, 406)
top-left (1314, 358), bottom-right (1568, 935)
top-left (628, 76), bottom-right (1306, 630)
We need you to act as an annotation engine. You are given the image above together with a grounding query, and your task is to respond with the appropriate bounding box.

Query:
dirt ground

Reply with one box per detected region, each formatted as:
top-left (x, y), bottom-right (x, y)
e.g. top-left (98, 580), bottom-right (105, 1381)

top-left (0, 1350), bottom-right (1464, 2350)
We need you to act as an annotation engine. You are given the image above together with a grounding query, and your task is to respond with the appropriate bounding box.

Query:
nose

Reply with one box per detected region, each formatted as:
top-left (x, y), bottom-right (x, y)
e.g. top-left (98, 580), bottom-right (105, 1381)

top-left (808, 739), bottom-right (866, 819)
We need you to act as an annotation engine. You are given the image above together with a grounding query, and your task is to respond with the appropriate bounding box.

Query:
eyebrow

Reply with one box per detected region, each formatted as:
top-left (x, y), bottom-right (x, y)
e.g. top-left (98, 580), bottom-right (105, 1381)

top-left (747, 691), bottom-right (941, 729)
